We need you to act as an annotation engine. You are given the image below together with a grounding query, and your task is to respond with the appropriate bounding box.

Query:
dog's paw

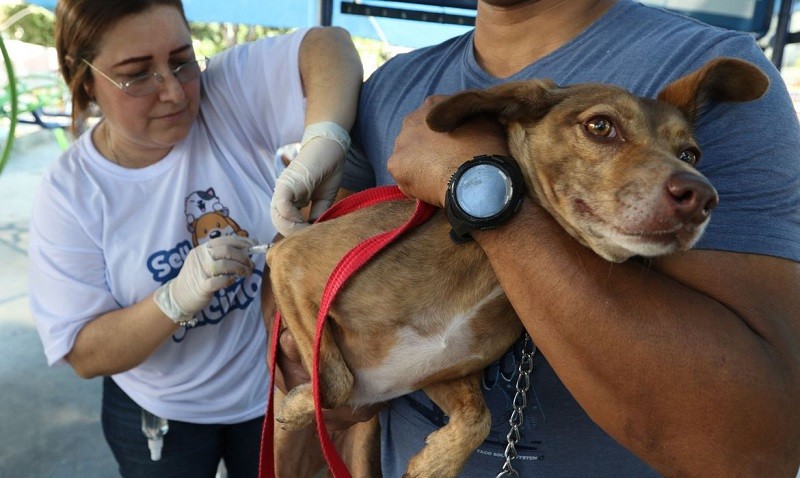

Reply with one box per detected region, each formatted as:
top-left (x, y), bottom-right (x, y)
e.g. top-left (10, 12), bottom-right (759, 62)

top-left (276, 384), bottom-right (315, 430)
top-left (275, 414), bottom-right (313, 431)
top-left (275, 404), bottom-right (314, 430)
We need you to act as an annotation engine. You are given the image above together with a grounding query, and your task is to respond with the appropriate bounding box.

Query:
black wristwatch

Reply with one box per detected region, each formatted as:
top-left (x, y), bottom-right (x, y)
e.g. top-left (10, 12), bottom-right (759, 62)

top-left (444, 154), bottom-right (527, 244)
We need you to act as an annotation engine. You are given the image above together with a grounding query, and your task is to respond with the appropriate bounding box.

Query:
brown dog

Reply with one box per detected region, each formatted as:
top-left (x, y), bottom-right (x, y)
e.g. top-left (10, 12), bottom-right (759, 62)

top-left (267, 58), bottom-right (769, 478)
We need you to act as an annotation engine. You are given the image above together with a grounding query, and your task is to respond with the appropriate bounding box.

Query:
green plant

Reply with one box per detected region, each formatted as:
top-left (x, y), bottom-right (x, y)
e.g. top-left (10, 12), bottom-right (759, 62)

top-left (0, 3), bottom-right (390, 70)
top-left (190, 23), bottom-right (292, 57)
top-left (1, 3), bottom-right (55, 47)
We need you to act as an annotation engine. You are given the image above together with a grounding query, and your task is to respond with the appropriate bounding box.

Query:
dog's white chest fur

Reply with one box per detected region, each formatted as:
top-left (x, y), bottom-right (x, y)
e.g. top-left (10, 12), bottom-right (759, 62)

top-left (349, 287), bottom-right (503, 406)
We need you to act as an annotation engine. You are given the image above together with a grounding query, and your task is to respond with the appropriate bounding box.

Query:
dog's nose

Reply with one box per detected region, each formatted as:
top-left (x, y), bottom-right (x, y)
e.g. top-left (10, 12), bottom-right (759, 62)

top-left (666, 172), bottom-right (719, 224)
top-left (209, 230), bottom-right (222, 239)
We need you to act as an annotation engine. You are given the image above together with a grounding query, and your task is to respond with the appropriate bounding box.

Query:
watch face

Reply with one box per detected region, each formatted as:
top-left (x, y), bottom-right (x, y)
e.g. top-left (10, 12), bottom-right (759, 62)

top-left (455, 164), bottom-right (513, 219)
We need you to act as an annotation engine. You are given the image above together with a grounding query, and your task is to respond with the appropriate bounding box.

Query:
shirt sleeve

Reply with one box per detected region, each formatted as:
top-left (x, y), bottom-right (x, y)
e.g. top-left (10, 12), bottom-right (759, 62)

top-left (28, 163), bottom-right (120, 366)
top-left (342, 69), bottom-right (382, 192)
top-left (342, 134), bottom-right (377, 192)
top-left (201, 29), bottom-right (310, 158)
top-left (688, 35), bottom-right (800, 262)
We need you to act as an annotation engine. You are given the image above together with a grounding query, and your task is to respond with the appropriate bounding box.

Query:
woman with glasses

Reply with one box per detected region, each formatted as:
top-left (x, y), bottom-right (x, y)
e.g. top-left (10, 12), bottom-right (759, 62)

top-left (27, 0), bottom-right (362, 476)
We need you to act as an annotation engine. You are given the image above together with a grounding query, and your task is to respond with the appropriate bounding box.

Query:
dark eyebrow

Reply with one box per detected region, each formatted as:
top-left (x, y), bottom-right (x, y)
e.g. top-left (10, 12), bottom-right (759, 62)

top-left (112, 44), bottom-right (193, 68)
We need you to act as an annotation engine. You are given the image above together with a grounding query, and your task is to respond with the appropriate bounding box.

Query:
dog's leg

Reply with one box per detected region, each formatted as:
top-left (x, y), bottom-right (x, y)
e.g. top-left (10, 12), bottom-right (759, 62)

top-left (404, 373), bottom-right (491, 478)
top-left (276, 319), bottom-right (355, 430)
top-left (273, 406), bottom-right (378, 478)
top-left (273, 388), bottom-right (327, 478)
top-left (327, 417), bottom-right (382, 478)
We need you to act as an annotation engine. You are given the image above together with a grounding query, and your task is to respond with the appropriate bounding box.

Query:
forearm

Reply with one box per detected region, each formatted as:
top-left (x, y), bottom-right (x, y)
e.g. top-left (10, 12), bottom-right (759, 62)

top-left (299, 27), bottom-right (362, 129)
top-left (474, 198), bottom-right (800, 475)
top-left (65, 294), bottom-right (179, 378)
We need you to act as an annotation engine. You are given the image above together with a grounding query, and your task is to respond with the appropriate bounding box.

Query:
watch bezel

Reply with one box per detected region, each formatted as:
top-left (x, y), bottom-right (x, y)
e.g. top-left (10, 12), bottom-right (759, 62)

top-left (445, 154), bottom-right (527, 243)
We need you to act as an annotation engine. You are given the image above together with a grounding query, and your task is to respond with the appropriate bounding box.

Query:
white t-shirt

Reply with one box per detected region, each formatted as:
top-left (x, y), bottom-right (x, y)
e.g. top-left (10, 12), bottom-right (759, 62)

top-left (28, 29), bottom-right (309, 424)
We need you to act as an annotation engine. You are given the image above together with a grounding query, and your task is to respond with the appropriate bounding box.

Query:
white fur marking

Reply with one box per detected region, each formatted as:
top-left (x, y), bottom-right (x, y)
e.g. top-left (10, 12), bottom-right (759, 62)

top-left (349, 286), bottom-right (504, 406)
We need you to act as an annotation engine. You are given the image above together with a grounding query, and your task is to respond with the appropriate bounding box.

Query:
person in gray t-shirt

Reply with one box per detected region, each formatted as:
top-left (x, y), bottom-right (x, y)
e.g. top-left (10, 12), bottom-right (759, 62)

top-left (279, 0), bottom-right (800, 476)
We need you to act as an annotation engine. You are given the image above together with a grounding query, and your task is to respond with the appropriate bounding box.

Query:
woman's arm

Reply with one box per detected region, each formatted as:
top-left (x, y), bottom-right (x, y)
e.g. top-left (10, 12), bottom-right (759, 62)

top-left (298, 26), bottom-right (363, 129)
top-left (65, 297), bottom-right (180, 378)
top-left (64, 235), bottom-right (254, 378)
top-left (270, 27), bottom-right (363, 233)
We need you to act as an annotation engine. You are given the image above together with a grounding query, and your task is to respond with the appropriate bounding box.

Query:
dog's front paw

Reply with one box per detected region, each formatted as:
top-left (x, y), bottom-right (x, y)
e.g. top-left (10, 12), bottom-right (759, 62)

top-left (276, 384), bottom-right (315, 430)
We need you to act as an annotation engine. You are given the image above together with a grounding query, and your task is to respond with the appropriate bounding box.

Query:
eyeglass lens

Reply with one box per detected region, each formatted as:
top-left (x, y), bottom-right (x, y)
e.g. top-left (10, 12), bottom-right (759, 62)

top-left (125, 59), bottom-right (207, 97)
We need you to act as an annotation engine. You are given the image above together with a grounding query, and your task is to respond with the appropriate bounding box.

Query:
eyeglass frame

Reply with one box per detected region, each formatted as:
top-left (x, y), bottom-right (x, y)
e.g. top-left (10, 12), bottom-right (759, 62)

top-left (81, 57), bottom-right (209, 97)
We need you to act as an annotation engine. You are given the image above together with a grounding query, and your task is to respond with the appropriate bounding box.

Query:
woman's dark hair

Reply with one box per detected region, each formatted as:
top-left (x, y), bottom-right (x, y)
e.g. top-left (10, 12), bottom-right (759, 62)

top-left (54, 0), bottom-right (188, 135)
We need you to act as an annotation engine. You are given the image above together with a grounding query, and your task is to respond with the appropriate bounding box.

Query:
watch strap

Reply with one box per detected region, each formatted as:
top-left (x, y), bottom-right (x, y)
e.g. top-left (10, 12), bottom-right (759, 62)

top-left (445, 192), bottom-right (478, 244)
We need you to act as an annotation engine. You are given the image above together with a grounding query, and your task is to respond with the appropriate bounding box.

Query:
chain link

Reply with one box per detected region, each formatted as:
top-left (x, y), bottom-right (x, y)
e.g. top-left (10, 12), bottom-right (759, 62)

top-left (496, 332), bottom-right (536, 478)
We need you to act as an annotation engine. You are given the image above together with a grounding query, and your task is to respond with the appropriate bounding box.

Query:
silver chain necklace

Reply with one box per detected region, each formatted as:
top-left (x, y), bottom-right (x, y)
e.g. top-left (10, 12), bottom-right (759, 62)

top-left (496, 332), bottom-right (536, 478)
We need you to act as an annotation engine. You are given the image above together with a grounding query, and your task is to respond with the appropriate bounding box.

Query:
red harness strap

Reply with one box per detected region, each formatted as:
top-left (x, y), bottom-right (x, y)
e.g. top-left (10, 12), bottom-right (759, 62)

top-left (259, 186), bottom-right (437, 478)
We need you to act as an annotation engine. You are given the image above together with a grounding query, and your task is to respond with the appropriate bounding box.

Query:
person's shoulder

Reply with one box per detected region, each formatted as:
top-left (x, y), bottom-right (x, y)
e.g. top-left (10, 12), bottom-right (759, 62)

top-left (368, 31), bottom-right (471, 82)
top-left (31, 133), bottom-right (97, 223)
top-left (40, 131), bottom-right (92, 185)
top-left (580, 0), bottom-right (769, 95)
top-left (617, 0), bottom-right (759, 54)
top-left (211, 28), bottom-right (309, 65)
top-left (620, 0), bottom-right (739, 32)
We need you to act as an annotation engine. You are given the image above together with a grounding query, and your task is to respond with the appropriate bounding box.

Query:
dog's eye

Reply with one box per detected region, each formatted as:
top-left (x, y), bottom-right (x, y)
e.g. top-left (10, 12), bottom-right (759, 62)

top-left (585, 116), bottom-right (617, 138)
top-left (679, 148), bottom-right (700, 165)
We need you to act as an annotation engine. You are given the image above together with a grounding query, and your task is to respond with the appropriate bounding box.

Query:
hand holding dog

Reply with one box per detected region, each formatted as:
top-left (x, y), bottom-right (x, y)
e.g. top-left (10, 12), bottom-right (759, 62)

top-left (154, 235), bottom-right (255, 323)
top-left (388, 95), bottom-right (508, 207)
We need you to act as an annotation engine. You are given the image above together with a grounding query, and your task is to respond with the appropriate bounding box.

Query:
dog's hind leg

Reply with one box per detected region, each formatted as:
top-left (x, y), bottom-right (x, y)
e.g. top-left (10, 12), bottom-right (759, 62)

top-left (335, 416), bottom-right (382, 478)
top-left (404, 373), bottom-right (491, 478)
top-left (272, 388), bottom-right (327, 477)
top-left (276, 318), bottom-right (355, 430)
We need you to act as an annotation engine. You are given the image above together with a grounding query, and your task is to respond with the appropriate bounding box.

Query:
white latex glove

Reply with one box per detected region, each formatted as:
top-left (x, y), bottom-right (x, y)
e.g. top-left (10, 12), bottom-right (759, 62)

top-left (154, 235), bottom-right (255, 326)
top-left (270, 122), bottom-right (350, 236)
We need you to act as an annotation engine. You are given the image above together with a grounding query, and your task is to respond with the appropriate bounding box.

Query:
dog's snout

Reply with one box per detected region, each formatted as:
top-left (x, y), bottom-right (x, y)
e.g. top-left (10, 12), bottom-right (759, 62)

top-left (666, 172), bottom-right (719, 224)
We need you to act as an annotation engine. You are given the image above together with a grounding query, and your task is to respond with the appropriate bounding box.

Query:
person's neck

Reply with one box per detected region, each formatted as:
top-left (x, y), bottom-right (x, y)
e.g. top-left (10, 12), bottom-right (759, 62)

top-left (473, 0), bottom-right (618, 78)
top-left (93, 121), bottom-right (170, 169)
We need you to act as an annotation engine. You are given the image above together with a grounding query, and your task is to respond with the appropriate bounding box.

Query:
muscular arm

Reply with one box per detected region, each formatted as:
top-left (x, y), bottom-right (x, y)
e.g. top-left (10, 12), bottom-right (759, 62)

top-left (298, 27), bottom-right (363, 129)
top-left (476, 200), bottom-right (800, 476)
top-left (65, 295), bottom-right (180, 378)
top-left (388, 97), bottom-right (800, 476)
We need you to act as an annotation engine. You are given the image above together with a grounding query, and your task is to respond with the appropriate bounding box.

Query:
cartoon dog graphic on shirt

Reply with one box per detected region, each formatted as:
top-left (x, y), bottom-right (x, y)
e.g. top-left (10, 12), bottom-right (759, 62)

top-left (185, 188), bottom-right (249, 247)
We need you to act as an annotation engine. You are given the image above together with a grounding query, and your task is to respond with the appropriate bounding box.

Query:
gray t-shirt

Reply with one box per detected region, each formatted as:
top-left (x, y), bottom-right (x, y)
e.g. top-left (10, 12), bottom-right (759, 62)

top-left (343, 1), bottom-right (800, 475)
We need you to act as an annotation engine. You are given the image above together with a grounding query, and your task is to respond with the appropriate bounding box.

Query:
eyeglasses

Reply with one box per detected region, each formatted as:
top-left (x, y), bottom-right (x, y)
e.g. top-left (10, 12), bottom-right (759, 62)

top-left (82, 57), bottom-right (208, 97)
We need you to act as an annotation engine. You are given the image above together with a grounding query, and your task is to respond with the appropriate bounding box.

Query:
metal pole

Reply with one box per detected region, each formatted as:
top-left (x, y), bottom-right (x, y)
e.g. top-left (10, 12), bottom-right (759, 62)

top-left (318, 0), bottom-right (333, 26)
top-left (772, 0), bottom-right (794, 70)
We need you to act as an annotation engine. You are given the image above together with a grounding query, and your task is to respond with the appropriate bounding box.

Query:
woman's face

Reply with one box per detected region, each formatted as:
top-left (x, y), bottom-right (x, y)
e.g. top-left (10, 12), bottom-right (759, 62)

top-left (88, 5), bottom-right (200, 157)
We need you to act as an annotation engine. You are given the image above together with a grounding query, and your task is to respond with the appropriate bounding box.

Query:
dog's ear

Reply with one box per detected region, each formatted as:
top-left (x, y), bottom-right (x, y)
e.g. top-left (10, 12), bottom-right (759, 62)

top-left (426, 79), bottom-right (561, 132)
top-left (657, 57), bottom-right (769, 123)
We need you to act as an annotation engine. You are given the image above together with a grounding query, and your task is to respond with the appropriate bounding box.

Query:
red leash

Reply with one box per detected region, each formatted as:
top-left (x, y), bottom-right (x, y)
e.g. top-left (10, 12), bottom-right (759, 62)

top-left (259, 186), bottom-right (437, 478)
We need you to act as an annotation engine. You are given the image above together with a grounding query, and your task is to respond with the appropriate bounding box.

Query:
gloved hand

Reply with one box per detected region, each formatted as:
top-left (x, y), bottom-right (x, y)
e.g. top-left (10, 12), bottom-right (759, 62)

top-left (270, 122), bottom-right (350, 236)
top-left (154, 235), bottom-right (255, 326)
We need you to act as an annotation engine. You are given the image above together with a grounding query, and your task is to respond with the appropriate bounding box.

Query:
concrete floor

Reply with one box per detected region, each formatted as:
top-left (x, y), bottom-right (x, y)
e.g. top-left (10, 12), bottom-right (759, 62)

top-left (0, 127), bottom-right (118, 478)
